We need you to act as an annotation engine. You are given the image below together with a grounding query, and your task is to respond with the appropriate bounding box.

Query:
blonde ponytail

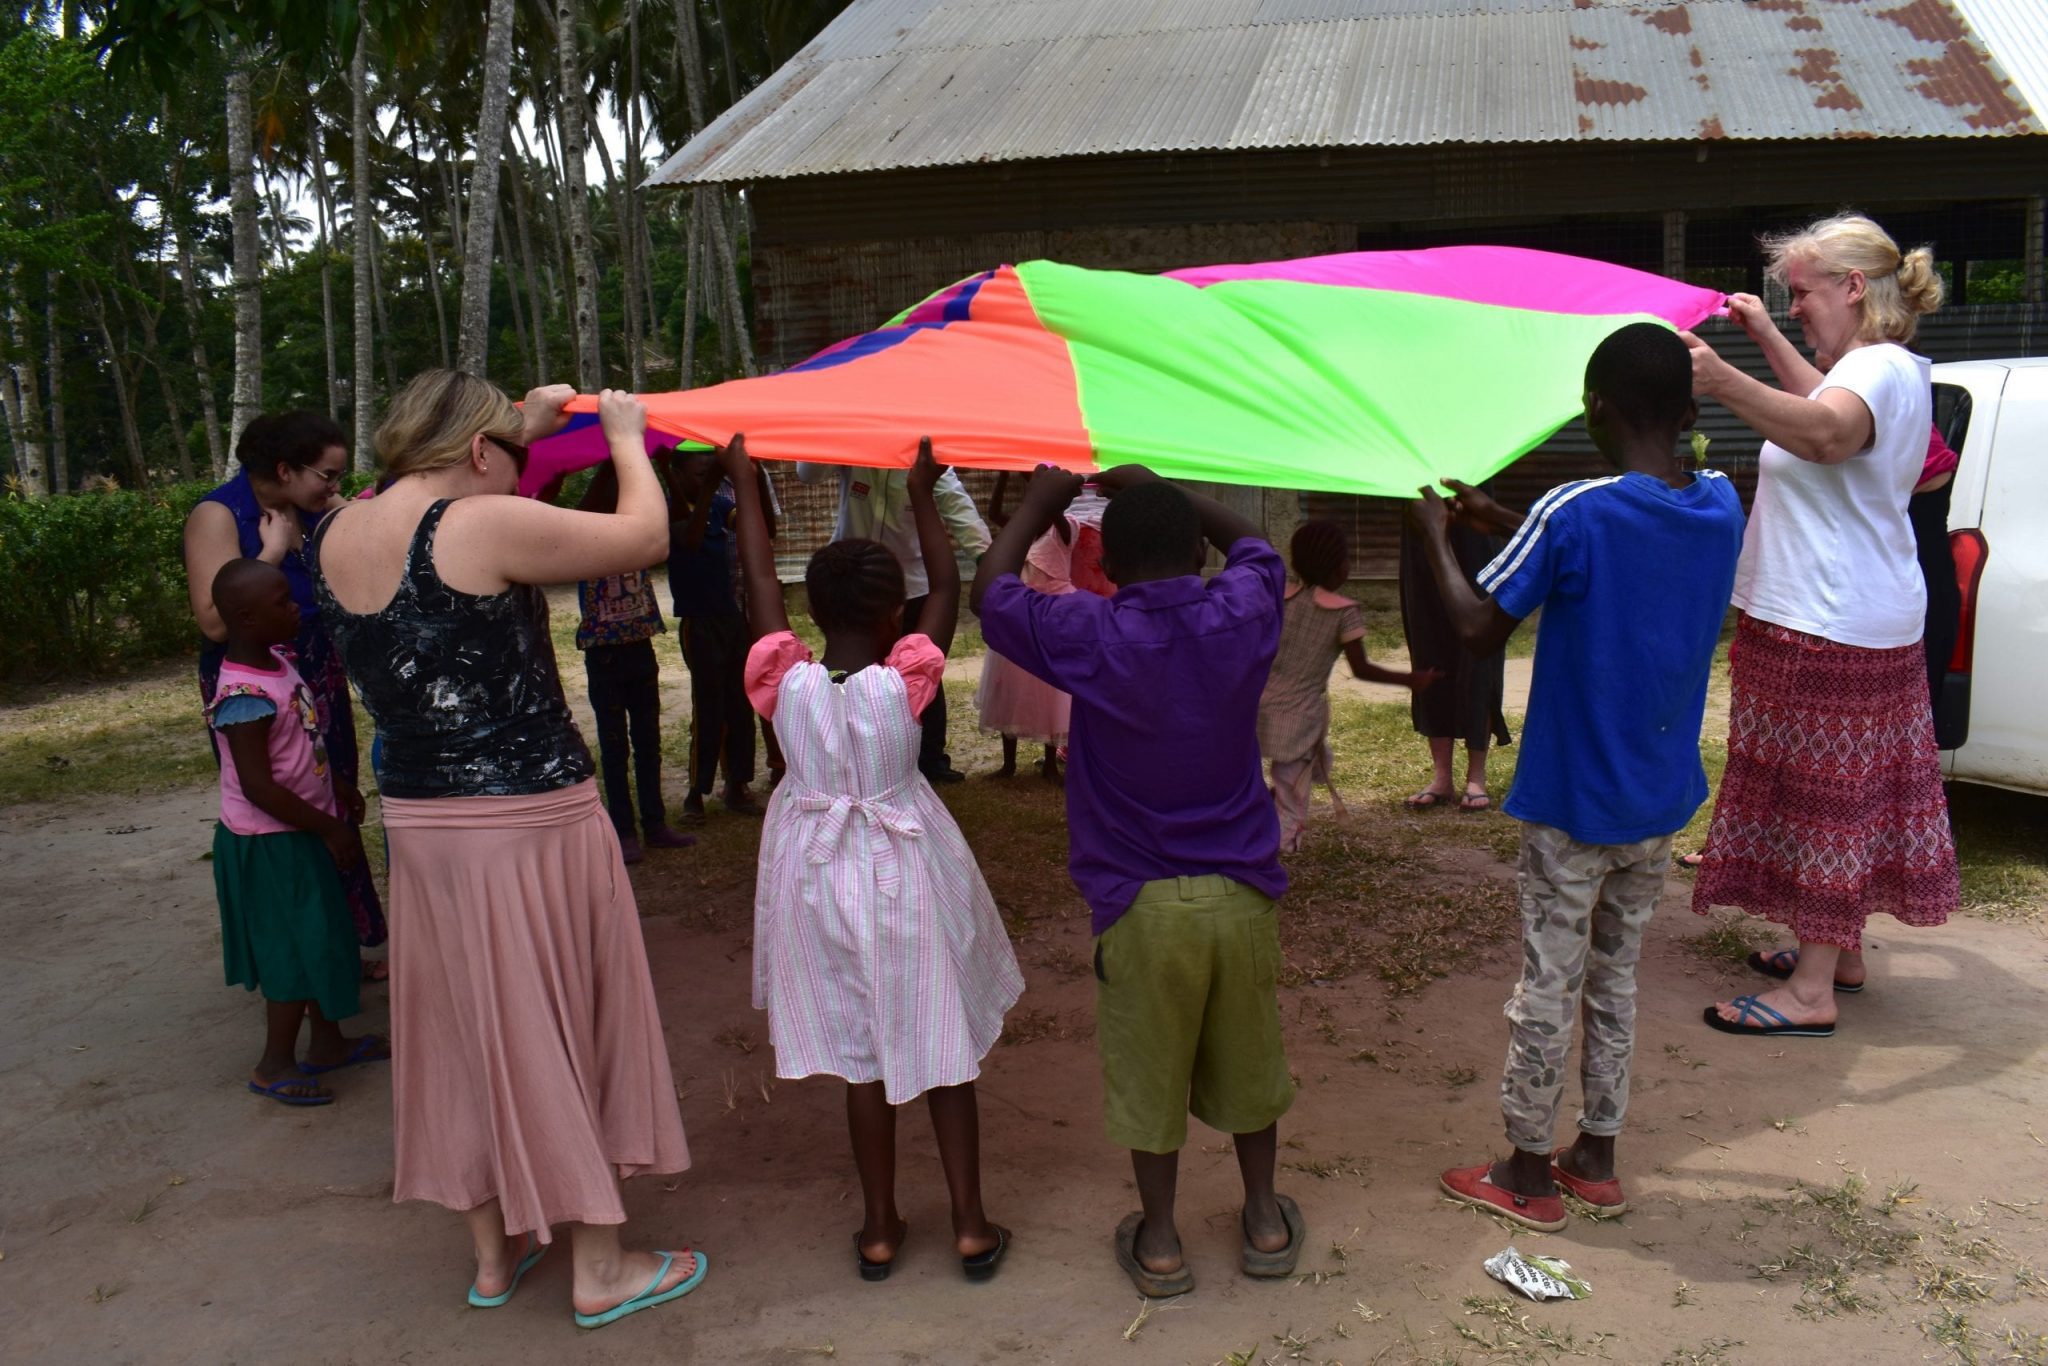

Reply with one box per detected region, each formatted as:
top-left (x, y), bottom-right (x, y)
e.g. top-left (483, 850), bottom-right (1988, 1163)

top-left (375, 369), bottom-right (524, 480)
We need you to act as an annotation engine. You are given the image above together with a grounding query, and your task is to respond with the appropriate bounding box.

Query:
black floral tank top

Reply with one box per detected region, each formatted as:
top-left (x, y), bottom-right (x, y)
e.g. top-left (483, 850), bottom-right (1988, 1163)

top-left (310, 500), bottom-right (594, 799)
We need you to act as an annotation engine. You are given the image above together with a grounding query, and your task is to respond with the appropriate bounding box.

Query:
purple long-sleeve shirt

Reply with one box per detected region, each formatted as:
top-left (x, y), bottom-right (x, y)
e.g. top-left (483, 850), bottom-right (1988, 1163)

top-left (978, 537), bottom-right (1289, 934)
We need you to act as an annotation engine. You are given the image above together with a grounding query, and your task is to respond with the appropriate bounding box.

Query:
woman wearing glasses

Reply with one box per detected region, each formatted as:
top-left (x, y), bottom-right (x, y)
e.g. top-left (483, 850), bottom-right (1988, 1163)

top-left (307, 370), bottom-right (706, 1327)
top-left (185, 411), bottom-right (388, 968)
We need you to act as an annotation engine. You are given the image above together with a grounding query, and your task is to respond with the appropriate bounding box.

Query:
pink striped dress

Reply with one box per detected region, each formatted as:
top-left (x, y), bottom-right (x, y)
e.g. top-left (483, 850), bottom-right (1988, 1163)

top-left (744, 631), bottom-right (1024, 1102)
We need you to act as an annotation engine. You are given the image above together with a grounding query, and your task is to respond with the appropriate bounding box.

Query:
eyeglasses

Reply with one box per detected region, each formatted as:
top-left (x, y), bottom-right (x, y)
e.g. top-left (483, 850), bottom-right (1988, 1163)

top-left (490, 436), bottom-right (530, 475)
top-left (309, 467), bottom-right (344, 488)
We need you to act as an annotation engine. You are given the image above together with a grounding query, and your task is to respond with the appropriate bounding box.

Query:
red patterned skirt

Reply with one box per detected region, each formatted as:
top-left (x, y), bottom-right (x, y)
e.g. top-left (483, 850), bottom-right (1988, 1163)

top-left (1691, 615), bottom-right (1958, 951)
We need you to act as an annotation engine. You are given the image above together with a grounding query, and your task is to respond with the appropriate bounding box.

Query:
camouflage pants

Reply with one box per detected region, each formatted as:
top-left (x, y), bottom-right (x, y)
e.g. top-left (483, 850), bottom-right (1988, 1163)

top-left (1500, 822), bottom-right (1673, 1152)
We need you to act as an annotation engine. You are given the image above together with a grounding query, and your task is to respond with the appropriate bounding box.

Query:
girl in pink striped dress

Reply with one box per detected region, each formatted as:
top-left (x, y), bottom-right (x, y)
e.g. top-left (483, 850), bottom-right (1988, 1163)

top-left (726, 437), bottom-right (1023, 1285)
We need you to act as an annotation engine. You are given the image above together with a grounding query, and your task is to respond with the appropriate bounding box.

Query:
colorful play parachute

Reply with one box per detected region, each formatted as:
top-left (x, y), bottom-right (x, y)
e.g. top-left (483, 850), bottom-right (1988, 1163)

top-left (521, 246), bottom-right (1725, 499)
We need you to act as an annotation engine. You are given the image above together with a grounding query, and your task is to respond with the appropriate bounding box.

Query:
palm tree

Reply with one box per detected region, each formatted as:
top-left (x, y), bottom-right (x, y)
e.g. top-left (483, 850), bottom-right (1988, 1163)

top-left (350, 0), bottom-right (375, 471)
top-left (555, 0), bottom-right (604, 388)
top-left (225, 53), bottom-right (263, 448)
top-left (456, 0), bottom-right (518, 374)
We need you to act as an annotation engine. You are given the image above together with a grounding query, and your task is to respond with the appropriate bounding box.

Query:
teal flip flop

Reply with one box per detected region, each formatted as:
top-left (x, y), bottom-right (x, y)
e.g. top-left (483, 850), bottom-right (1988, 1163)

top-left (468, 1235), bottom-right (548, 1308)
top-left (573, 1250), bottom-right (709, 1329)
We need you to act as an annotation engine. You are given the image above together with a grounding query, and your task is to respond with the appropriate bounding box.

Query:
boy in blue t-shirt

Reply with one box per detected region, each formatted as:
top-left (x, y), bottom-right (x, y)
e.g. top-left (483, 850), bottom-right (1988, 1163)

top-left (1411, 323), bottom-right (1745, 1233)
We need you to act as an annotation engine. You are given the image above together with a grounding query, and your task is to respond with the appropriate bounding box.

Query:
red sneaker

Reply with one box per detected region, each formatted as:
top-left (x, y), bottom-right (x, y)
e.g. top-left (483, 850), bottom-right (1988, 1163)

top-left (1550, 1151), bottom-right (1627, 1217)
top-left (1438, 1163), bottom-right (1568, 1232)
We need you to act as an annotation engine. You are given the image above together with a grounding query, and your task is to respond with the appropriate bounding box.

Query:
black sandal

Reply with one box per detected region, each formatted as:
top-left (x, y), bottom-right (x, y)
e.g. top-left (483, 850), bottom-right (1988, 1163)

top-left (962, 1225), bottom-right (1010, 1282)
top-left (855, 1223), bottom-right (906, 1282)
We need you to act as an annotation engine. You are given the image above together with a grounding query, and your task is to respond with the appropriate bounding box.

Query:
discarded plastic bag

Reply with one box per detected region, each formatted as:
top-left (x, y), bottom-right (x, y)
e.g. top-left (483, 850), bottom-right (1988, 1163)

top-left (1484, 1245), bottom-right (1591, 1301)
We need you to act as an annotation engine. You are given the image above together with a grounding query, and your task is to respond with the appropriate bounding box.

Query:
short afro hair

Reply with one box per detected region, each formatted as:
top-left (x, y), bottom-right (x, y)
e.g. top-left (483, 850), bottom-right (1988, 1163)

top-left (1585, 323), bottom-right (1694, 433)
top-left (1101, 480), bottom-right (1201, 577)
top-left (236, 410), bottom-right (347, 481)
top-left (805, 538), bottom-right (906, 634)
top-left (1289, 520), bottom-right (1349, 590)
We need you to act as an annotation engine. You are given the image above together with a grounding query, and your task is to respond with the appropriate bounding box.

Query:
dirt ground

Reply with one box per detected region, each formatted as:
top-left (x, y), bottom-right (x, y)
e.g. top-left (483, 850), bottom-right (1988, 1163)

top-left (4, 649), bottom-right (2045, 1365)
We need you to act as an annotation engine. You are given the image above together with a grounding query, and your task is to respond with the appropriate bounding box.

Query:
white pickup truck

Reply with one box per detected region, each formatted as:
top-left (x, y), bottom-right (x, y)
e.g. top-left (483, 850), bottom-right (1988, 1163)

top-left (1933, 356), bottom-right (2047, 796)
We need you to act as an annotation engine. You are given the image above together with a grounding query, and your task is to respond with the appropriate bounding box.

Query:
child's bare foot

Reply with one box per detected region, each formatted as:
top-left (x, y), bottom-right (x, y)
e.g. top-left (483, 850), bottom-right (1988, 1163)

top-left (571, 1248), bottom-right (701, 1318)
top-left (301, 1032), bottom-right (391, 1072)
top-left (1241, 1194), bottom-right (1289, 1254)
top-left (1131, 1216), bottom-right (1184, 1274)
top-left (857, 1216), bottom-right (908, 1267)
top-left (472, 1233), bottom-right (535, 1300)
top-left (953, 1219), bottom-right (1000, 1259)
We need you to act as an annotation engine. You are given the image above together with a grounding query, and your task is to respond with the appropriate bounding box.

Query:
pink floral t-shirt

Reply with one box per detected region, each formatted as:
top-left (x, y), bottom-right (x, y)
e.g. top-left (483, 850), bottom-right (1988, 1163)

top-left (207, 648), bottom-right (339, 836)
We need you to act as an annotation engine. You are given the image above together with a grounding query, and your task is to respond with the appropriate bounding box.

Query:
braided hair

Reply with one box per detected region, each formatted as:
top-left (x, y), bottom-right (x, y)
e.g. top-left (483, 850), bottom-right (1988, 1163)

top-left (805, 538), bottom-right (907, 634)
top-left (1289, 520), bottom-right (1350, 591)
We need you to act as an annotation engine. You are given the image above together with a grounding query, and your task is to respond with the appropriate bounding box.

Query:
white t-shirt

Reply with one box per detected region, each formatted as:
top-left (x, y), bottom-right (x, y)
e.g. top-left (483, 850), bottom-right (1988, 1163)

top-left (1731, 342), bottom-right (1931, 649)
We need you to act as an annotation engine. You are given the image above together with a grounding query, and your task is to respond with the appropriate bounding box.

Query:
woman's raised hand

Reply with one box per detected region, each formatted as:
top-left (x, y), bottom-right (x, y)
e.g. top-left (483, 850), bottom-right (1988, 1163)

top-left (520, 383), bottom-right (579, 444)
top-left (597, 388), bottom-right (649, 444)
top-left (1723, 293), bottom-right (1779, 345)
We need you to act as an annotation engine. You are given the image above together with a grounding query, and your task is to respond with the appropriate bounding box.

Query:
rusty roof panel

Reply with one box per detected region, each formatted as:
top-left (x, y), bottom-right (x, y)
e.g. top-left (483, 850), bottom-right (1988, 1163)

top-left (644, 0), bottom-right (2045, 186)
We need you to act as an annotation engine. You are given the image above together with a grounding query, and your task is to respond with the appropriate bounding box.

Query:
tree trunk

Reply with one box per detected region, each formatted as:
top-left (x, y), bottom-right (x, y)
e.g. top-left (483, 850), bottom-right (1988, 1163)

top-left (586, 105), bottom-right (642, 389)
top-left (456, 0), bottom-right (518, 374)
top-left (2, 271), bottom-right (44, 496)
top-left (627, 0), bottom-right (649, 388)
top-left (83, 282), bottom-right (148, 486)
top-left (117, 259), bottom-right (193, 481)
top-left (44, 275), bottom-right (67, 493)
top-left (553, 0), bottom-right (604, 389)
top-left (174, 226), bottom-right (228, 478)
top-left (350, 4), bottom-right (375, 471)
top-left (496, 205), bottom-right (532, 383)
top-left (525, 117), bottom-right (569, 313)
top-left (679, 187), bottom-right (700, 386)
top-left (309, 108), bottom-right (341, 419)
top-left (370, 220), bottom-right (400, 394)
top-left (225, 57), bottom-right (263, 449)
top-left (508, 148), bottom-right (550, 386)
top-left (672, 0), bottom-right (753, 376)
top-left (412, 120), bottom-right (454, 369)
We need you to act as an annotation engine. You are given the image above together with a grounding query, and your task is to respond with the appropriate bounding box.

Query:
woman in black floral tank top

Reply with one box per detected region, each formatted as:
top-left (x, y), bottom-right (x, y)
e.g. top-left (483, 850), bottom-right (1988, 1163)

top-left (311, 371), bottom-right (711, 1328)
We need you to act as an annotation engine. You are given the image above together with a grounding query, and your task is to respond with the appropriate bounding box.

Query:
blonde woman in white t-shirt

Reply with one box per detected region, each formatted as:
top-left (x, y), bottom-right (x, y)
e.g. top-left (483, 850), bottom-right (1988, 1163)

top-left (1679, 212), bottom-right (1959, 1041)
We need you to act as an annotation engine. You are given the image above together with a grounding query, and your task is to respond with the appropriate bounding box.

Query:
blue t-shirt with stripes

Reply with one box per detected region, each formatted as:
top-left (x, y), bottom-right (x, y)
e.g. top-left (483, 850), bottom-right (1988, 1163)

top-left (1480, 470), bottom-right (1746, 846)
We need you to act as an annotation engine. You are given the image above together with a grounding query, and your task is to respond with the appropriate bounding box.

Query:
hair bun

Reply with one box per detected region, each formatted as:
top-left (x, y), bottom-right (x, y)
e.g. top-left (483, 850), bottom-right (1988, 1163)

top-left (1896, 246), bottom-right (1945, 317)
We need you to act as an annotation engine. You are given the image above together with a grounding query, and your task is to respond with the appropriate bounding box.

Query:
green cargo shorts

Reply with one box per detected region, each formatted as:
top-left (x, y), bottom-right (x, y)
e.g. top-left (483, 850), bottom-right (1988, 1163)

top-left (1094, 875), bottom-right (1294, 1154)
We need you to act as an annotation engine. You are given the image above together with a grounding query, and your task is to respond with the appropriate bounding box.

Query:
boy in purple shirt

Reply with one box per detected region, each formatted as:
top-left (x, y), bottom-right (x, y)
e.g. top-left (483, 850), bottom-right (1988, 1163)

top-left (972, 465), bottom-right (1302, 1298)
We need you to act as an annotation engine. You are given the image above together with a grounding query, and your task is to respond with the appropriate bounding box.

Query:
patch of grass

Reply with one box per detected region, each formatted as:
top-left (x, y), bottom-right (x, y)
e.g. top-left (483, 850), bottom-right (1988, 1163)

top-left (1662, 1341), bottom-right (1740, 1366)
top-left (997, 1008), bottom-right (1090, 1047)
top-left (1682, 909), bottom-right (1773, 968)
top-left (1948, 784), bottom-right (2048, 921)
top-left (0, 663), bottom-right (213, 806)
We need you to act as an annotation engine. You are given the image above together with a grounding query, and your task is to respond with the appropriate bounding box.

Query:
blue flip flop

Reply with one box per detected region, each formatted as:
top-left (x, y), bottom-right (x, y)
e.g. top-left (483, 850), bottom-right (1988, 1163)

top-left (1702, 994), bottom-right (1835, 1038)
top-left (573, 1250), bottom-right (709, 1329)
top-left (468, 1235), bottom-right (548, 1308)
top-left (247, 1072), bottom-right (333, 1106)
top-left (300, 1034), bottom-right (391, 1075)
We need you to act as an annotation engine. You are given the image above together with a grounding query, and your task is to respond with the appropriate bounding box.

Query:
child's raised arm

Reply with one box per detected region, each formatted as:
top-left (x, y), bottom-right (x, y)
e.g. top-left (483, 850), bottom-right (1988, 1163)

top-left (721, 435), bottom-right (790, 640)
top-left (219, 718), bottom-right (364, 871)
top-left (907, 439), bottom-right (959, 655)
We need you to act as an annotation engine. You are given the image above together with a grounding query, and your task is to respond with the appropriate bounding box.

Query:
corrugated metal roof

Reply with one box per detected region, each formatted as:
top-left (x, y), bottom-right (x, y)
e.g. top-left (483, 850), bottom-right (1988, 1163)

top-left (647, 0), bottom-right (2045, 185)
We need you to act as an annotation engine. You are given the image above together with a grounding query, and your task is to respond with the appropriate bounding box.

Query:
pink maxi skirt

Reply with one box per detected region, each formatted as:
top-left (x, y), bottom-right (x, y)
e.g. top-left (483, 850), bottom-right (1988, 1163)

top-left (382, 779), bottom-right (688, 1240)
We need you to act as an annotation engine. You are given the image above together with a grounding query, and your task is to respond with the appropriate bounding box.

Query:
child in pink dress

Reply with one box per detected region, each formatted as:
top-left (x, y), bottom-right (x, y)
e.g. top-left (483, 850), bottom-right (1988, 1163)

top-left (975, 471), bottom-right (1074, 779)
top-left (727, 436), bottom-right (1024, 1285)
top-left (206, 558), bottom-right (387, 1106)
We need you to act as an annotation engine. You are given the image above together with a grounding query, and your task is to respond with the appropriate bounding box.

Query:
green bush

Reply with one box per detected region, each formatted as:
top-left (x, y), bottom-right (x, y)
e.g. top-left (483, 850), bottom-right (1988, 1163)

top-left (0, 481), bottom-right (212, 685)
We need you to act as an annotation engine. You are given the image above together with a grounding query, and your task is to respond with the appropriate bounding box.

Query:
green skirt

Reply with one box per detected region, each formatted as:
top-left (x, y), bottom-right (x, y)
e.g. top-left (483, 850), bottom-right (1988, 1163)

top-left (214, 824), bottom-right (361, 1022)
